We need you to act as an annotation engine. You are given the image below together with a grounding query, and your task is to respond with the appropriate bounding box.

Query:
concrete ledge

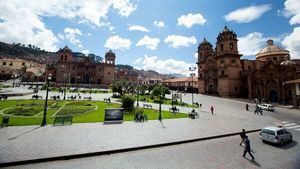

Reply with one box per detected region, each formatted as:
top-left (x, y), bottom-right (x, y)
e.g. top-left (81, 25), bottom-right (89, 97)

top-left (0, 129), bottom-right (262, 168)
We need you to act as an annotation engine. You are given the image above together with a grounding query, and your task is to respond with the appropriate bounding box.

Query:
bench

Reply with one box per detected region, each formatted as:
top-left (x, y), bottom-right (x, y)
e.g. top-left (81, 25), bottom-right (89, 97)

top-left (169, 107), bottom-right (179, 114)
top-left (67, 95), bottom-right (76, 100)
top-left (0, 95), bottom-right (8, 100)
top-left (188, 111), bottom-right (199, 119)
top-left (50, 95), bottom-right (60, 100)
top-left (143, 104), bottom-right (152, 109)
top-left (32, 95), bottom-right (42, 99)
top-left (84, 96), bottom-right (92, 100)
top-left (1, 116), bottom-right (9, 128)
top-left (104, 98), bottom-right (111, 103)
top-left (53, 115), bottom-right (73, 126)
top-left (134, 114), bottom-right (148, 122)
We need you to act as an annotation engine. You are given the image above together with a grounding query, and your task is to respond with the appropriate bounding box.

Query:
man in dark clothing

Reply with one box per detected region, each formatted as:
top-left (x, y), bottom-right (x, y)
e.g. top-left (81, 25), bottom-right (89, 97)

top-left (246, 104), bottom-right (249, 111)
top-left (240, 129), bottom-right (246, 146)
top-left (243, 135), bottom-right (255, 161)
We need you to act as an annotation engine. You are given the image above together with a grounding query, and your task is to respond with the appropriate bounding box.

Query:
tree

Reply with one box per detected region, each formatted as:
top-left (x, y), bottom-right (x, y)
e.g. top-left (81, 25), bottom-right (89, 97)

top-left (122, 95), bottom-right (134, 112)
top-left (152, 85), bottom-right (170, 99)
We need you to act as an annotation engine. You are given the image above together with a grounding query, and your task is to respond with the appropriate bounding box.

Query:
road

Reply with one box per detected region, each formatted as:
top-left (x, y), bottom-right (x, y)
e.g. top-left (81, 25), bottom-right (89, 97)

top-left (4, 132), bottom-right (300, 169)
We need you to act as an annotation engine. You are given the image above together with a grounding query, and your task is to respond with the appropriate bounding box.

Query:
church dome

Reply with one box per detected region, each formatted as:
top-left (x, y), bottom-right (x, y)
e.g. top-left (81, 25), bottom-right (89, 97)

top-left (256, 40), bottom-right (289, 59)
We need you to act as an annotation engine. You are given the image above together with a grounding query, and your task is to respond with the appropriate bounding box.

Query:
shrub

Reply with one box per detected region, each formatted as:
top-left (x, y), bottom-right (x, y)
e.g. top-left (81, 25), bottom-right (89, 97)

top-left (122, 95), bottom-right (134, 112)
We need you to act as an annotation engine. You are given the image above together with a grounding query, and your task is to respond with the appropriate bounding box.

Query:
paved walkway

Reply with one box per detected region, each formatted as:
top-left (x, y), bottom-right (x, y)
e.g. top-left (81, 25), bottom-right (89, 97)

top-left (0, 105), bottom-right (280, 164)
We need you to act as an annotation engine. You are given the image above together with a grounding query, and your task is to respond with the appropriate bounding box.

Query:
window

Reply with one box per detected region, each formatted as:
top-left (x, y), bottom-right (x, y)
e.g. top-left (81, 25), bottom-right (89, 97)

top-left (230, 43), bottom-right (233, 49)
top-left (61, 55), bottom-right (63, 60)
top-left (3, 62), bottom-right (6, 65)
top-left (220, 44), bottom-right (224, 50)
top-left (232, 60), bottom-right (235, 64)
top-left (273, 57), bottom-right (277, 61)
top-left (221, 70), bottom-right (224, 76)
top-left (235, 86), bottom-right (238, 91)
top-left (248, 66), bottom-right (251, 70)
top-left (221, 60), bottom-right (224, 64)
top-left (199, 53), bottom-right (202, 57)
top-left (9, 62), bottom-right (13, 66)
top-left (73, 66), bottom-right (75, 70)
top-left (22, 62), bottom-right (25, 66)
top-left (64, 55), bottom-right (67, 61)
top-left (61, 70), bottom-right (64, 73)
top-left (86, 66), bottom-right (88, 71)
top-left (262, 129), bottom-right (275, 135)
top-left (108, 72), bottom-right (110, 75)
top-left (99, 67), bottom-right (101, 71)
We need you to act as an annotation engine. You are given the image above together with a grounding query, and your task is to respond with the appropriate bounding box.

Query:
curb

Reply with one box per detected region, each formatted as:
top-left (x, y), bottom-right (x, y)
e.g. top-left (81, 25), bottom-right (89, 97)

top-left (0, 129), bottom-right (262, 168)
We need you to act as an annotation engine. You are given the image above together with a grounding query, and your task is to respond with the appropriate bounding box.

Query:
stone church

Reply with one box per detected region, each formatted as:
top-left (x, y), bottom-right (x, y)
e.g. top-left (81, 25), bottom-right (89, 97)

top-left (197, 26), bottom-right (300, 107)
top-left (47, 46), bottom-right (115, 88)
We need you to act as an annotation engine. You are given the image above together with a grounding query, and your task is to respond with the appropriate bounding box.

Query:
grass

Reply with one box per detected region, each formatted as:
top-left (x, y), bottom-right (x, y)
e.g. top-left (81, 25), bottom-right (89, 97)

top-left (137, 95), bottom-right (198, 108)
top-left (0, 100), bottom-right (188, 126)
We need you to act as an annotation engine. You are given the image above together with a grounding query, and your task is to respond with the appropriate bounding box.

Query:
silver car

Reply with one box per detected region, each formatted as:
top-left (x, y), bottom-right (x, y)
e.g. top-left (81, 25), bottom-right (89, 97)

top-left (260, 126), bottom-right (292, 145)
top-left (258, 104), bottom-right (275, 111)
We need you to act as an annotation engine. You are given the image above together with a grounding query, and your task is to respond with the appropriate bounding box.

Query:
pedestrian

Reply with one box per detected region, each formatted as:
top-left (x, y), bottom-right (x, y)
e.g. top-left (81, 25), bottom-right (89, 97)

top-left (210, 106), bottom-right (214, 115)
top-left (239, 129), bottom-right (246, 146)
top-left (246, 104), bottom-right (249, 111)
top-left (242, 135), bottom-right (255, 161)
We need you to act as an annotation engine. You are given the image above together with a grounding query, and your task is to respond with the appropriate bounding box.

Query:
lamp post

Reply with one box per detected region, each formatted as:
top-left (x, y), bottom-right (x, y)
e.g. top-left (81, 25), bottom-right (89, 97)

top-left (189, 67), bottom-right (196, 105)
top-left (136, 84), bottom-right (139, 107)
top-left (41, 73), bottom-right (52, 126)
top-left (158, 84), bottom-right (162, 121)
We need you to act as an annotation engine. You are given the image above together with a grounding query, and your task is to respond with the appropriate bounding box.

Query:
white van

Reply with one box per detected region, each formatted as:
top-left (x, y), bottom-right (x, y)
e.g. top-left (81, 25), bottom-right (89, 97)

top-left (260, 126), bottom-right (292, 145)
top-left (258, 104), bottom-right (275, 111)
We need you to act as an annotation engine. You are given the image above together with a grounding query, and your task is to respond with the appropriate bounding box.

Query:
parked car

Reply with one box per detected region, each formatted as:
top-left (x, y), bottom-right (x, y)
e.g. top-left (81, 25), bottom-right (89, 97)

top-left (260, 126), bottom-right (292, 145)
top-left (258, 104), bottom-right (275, 111)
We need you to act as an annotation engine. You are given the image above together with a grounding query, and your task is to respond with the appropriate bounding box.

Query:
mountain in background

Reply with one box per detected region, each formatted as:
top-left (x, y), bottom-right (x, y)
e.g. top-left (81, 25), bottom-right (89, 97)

top-left (0, 41), bottom-right (179, 79)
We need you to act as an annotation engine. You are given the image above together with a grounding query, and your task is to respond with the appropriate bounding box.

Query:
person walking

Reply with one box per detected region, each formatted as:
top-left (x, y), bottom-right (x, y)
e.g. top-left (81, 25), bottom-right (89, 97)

top-left (246, 104), bottom-right (249, 111)
top-left (210, 106), bottom-right (214, 115)
top-left (239, 129), bottom-right (246, 146)
top-left (242, 135), bottom-right (255, 161)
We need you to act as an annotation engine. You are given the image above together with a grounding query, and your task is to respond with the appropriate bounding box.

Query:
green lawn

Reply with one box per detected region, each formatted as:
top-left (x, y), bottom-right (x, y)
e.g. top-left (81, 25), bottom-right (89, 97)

top-left (137, 94), bottom-right (198, 108)
top-left (0, 100), bottom-right (188, 126)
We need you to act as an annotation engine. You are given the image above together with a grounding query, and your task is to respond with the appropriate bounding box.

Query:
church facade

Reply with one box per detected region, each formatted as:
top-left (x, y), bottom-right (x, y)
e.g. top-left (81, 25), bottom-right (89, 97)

top-left (47, 46), bottom-right (115, 88)
top-left (197, 26), bottom-right (300, 108)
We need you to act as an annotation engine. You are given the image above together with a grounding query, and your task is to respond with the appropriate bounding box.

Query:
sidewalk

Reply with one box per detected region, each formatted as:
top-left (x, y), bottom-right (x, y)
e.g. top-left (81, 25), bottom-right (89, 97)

top-left (0, 106), bottom-right (280, 166)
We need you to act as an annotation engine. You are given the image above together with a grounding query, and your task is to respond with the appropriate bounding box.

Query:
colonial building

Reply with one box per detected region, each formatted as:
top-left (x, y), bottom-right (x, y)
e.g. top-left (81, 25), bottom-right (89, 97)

top-left (0, 58), bottom-right (45, 80)
top-left (162, 77), bottom-right (198, 93)
top-left (48, 46), bottom-right (115, 88)
top-left (197, 26), bottom-right (300, 108)
top-left (114, 69), bottom-right (139, 83)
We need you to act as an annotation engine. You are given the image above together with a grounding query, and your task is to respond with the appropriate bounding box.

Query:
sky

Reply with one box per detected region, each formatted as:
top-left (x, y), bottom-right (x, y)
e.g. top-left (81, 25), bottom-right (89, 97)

top-left (0, 0), bottom-right (299, 76)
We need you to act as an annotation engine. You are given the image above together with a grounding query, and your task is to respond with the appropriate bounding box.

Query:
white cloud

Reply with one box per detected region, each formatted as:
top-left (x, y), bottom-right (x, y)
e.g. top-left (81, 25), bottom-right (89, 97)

top-left (109, 26), bottom-right (115, 32)
top-left (282, 27), bottom-right (300, 59)
top-left (104, 35), bottom-right (131, 50)
top-left (225, 4), bottom-right (271, 23)
top-left (283, 0), bottom-right (300, 25)
top-left (136, 36), bottom-right (160, 50)
top-left (194, 52), bottom-right (198, 59)
top-left (134, 54), bottom-right (196, 76)
top-left (164, 35), bottom-right (197, 48)
top-left (63, 27), bottom-right (83, 48)
top-left (0, 0), bottom-right (136, 52)
top-left (238, 32), bottom-right (267, 56)
top-left (154, 21), bottom-right (165, 27)
top-left (81, 49), bottom-right (90, 55)
top-left (177, 13), bottom-right (206, 28)
top-left (128, 25), bottom-right (150, 32)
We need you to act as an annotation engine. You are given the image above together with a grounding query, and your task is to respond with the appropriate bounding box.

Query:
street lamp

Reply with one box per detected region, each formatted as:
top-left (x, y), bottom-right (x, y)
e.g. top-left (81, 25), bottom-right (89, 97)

top-left (136, 84), bottom-right (140, 107)
top-left (41, 73), bottom-right (52, 126)
top-left (158, 84), bottom-right (162, 121)
top-left (189, 67), bottom-right (196, 105)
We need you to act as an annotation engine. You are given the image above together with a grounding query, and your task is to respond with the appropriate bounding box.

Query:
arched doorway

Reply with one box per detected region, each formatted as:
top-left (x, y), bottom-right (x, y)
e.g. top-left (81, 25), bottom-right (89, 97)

top-left (97, 79), bottom-right (101, 84)
top-left (209, 84), bottom-right (213, 94)
top-left (70, 77), bottom-right (75, 84)
top-left (269, 90), bottom-right (278, 103)
top-left (83, 74), bottom-right (90, 84)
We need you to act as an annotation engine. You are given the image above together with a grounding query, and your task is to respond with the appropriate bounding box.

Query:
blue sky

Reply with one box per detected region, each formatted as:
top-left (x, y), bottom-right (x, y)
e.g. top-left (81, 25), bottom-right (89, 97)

top-left (0, 0), bottom-right (299, 76)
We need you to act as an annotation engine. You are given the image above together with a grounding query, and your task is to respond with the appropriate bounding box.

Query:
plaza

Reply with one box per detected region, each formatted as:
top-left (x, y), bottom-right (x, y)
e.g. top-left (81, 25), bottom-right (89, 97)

top-left (1, 84), bottom-right (300, 168)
